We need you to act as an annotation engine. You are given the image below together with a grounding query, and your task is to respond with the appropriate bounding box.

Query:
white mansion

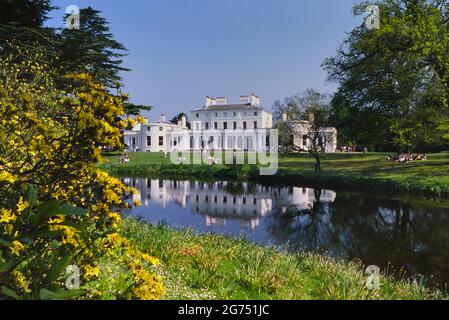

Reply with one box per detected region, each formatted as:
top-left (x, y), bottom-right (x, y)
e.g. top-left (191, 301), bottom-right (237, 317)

top-left (123, 94), bottom-right (337, 153)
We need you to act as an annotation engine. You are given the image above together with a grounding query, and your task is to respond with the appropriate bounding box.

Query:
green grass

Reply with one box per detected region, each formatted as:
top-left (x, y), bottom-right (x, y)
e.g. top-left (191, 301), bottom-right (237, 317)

top-left (107, 219), bottom-right (446, 300)
top-left (100, 152), bottom-right (449, 197)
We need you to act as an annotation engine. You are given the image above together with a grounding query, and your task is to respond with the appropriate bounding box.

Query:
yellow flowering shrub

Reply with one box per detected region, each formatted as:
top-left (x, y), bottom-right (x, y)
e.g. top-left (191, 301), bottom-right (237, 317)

top-left (0, 49), bottom-right (163, 300)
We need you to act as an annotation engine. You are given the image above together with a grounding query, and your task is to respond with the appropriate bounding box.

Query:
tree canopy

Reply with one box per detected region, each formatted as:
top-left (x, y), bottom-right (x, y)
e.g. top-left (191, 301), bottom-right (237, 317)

top-left (324, 0), bottom-right (449, 152)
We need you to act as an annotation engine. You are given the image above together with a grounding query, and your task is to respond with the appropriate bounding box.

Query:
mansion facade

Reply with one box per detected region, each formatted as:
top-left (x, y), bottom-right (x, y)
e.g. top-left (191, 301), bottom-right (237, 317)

top-left (123, 94), bottom-right (337, 153)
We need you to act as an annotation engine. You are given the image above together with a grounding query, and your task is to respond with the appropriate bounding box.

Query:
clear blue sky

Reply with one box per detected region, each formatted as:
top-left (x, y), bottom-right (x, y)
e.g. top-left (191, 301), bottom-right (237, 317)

top-left (47, 0), bottom-right (364, 120)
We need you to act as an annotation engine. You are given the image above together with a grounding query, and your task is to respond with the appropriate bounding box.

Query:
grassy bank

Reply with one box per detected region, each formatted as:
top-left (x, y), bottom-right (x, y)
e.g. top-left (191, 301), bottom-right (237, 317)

top-left (92, 219), bottom-right (445, 300)
top-left (100, 152), bottom-right (449, 197)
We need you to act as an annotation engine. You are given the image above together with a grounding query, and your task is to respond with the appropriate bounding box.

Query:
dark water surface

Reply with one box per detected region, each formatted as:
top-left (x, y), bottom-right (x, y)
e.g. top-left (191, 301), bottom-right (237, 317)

top-left (120, 176), bottom-right (449, 289)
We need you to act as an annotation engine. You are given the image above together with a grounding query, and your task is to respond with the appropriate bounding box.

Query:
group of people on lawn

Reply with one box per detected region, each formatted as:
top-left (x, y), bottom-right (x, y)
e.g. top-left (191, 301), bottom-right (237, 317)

top-left (388, 153), bottom-right (427, 164)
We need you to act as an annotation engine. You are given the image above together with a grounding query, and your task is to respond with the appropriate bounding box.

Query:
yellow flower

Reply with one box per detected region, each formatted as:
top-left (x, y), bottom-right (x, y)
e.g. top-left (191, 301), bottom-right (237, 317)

top-left (133, 199), bottom-right (141, 207)
top-left (0, 209), bottom-right (16, 224)
top-left (48, 215), bottom-right (65, 224)
top-left (10, 240), bottom-right (25, 256)
top-left (12, 270), bottom-right (31, 294)
top-left (84, 264), bottom-right (100, 280)
top-left (0, 171), bottom-right (16, 183)
top-left (141, 253), bottom-right (160, 266)
top-left (16, 197), bottom-right (29, 213)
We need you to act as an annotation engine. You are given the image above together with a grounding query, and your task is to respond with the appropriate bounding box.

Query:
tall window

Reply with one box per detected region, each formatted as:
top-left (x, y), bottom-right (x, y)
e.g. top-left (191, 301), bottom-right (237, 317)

top-left (254, 121), bottom-right (258, 129)
top-left (223, 122), bottom-right (228, 130)
top-left (205, 122), bottom-right (209, 130)
top-left (147, 136), bottom-right (151, 146)
top-left (233, 122), bottom-right (237, 130)
top-left (243, 121), bottom-right (247, 130)
top-left (302, 135), bottom-right (308, 147)
top-left (159, 136), bottom-right (164, 146)
top-left (214, 122), bottom-right (218, 130)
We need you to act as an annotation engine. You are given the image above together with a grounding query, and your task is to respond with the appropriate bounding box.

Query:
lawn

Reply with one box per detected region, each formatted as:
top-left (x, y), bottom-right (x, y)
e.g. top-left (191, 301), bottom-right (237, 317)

top-left (89, 219), bottom-right (446, 300)
top-left (101, 152), bottom-right (449, 197)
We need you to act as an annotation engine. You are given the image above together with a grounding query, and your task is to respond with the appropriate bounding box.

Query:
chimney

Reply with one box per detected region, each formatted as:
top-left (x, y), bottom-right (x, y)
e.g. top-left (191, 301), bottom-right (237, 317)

top-left (282, 112), bottom-right (288, 122)
top-left (160, 114), bottom-right (166, 123)
top-left (205, 96), bottom-right (216, 107)
top-left (309, 112), bottom-right (315, 123)
top-left (181, 115), bottom-right (187, 127)
top-left (177, 120), bottom-right (182, 127)
top-left (216, 97), bottom-right (227, 104)
top-left (249, 93), bottom-right (260, 106)
top-left (240, 95), bottom-right (250, 104)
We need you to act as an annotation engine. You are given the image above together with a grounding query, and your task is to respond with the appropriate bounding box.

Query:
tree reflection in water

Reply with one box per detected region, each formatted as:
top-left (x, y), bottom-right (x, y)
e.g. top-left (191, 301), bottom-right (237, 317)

top-left (266, 190), bottom-right (449, 289)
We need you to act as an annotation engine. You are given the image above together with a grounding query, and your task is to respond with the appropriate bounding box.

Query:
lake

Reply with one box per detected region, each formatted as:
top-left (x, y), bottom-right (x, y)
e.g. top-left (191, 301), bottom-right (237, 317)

top-left (120, 176), bottom-right (449, 289)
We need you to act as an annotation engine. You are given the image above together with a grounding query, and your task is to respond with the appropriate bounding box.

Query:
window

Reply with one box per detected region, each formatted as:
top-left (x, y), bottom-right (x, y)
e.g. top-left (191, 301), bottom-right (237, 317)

top-left (215, 113), bottom-right (218, 117)
top-left (302, 135), bottom-right (308, 147)
top-left (205, 122), bottom-right (209, 130)
top-left (254, 112), bottom-right (258, 116)
top-left (233, 122), bottom-right (237, 130)
top-left (223, 196), bottom-right (228, 204)
top-left (223, 122), bottom-right (228, 130)
top-left (132, 138), bottom-right (136, 146)
top-left (147, 136), bottom-right (151, 146)
top-left (254, 121), bottom-right (258, 129)
top-left (233, 112), bottom-right (237, 117)
top-left (159, 136), bottom-right (164, 146)
top-left (196, 113), bottom-right (199, 118)
top-left (243, 121), bottom-right (247, 130)
top-left (159, 127), bottom-right (163, 131)
top-left (214, 122), bottom-right (218, 130)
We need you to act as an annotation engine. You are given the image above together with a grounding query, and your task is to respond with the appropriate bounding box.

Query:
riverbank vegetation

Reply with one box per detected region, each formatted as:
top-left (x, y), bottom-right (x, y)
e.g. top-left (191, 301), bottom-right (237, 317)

top-left (108, 219), bottom-right (445, 300)
top-left (101, 152), bottom-right (449, 197)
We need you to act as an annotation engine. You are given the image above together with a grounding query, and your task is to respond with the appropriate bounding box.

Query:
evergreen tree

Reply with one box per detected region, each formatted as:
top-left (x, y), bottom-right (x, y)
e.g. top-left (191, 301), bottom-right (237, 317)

top-left (0, 0), bottom-right (56, 52)
top-left (57, 6), bottom-right (129, 88)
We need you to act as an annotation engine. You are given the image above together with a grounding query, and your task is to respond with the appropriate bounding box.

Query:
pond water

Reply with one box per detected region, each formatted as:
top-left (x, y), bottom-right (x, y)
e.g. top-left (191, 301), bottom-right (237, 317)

top-left (120, 176), bottom-right (449, 289)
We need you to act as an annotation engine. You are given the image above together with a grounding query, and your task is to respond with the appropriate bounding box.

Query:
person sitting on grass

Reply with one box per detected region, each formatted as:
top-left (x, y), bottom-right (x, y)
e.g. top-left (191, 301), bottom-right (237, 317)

top-left (120, 153), bottom-right (130, 164)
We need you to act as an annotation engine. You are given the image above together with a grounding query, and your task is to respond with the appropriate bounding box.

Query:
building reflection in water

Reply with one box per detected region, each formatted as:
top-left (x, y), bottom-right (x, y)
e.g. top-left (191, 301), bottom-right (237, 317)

top-left (121, 177), bottom-right (336, 230)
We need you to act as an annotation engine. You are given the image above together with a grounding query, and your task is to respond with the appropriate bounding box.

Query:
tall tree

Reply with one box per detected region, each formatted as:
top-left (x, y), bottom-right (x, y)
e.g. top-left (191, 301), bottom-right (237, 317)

top-left (275, 89), bottom-right (335, 173)
top-left (0, 0), bottom-right (56, 53)
top-left (57, 6), bottom-right (129, 88)
top-left (324, 0), bottom-right (449, 152)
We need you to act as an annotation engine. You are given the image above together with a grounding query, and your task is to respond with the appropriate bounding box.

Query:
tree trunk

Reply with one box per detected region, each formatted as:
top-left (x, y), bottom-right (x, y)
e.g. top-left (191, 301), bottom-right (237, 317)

top-left (314, 155), bottom-right (321, 174)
